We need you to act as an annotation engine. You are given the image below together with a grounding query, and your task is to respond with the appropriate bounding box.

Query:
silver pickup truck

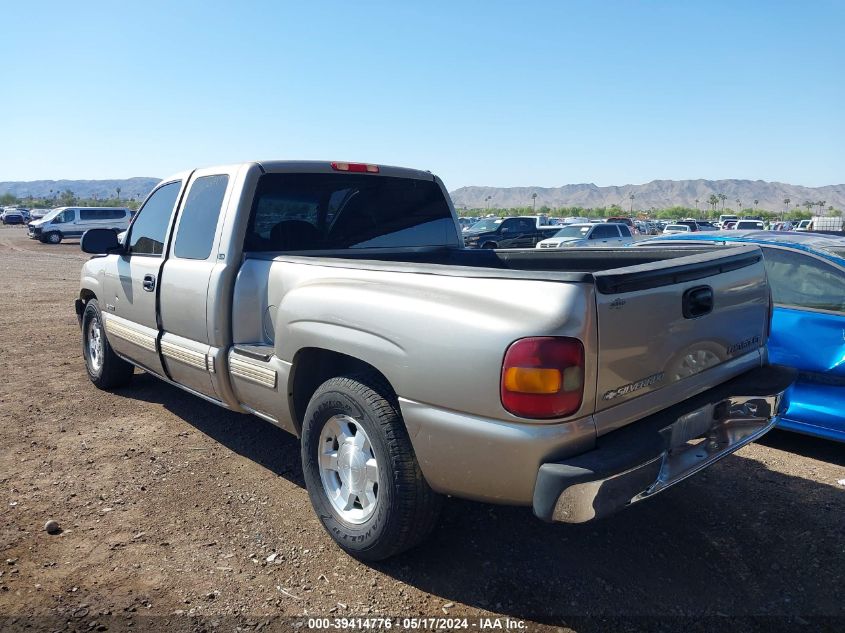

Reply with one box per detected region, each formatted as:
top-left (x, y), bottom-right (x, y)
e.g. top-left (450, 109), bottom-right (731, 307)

top-left (76, 160), bottom-right (794, 561)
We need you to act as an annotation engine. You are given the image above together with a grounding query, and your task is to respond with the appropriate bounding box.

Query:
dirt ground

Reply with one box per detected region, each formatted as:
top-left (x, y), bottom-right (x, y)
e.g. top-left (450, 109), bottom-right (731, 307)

top-left (0, 226), bottom-right (843, 633)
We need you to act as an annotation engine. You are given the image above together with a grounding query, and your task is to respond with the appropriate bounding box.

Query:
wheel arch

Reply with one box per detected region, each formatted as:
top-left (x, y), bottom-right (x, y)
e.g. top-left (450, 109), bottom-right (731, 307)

top-left (288, 347), bottom-right (396, 435)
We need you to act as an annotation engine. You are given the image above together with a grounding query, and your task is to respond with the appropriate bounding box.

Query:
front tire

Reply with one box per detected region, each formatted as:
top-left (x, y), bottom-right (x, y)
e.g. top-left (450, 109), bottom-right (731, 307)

top-left (82, 299), bottom-right (134, 390)
top-left (301, 374), bottom-right (442, 561)
top-left (45, 231), bottom-right (62, 244)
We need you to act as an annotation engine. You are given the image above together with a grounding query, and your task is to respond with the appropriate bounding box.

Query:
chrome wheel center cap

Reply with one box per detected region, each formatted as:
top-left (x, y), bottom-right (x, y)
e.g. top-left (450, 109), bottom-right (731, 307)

top-left (339, 443), bottom-right (367, 493)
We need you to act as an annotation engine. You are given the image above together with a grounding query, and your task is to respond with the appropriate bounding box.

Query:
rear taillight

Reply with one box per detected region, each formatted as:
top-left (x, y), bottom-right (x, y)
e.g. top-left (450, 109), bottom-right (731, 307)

top-left (501, 337), bottom-right (585, 419)
top-left (330, 161), bottom-right (379, 173)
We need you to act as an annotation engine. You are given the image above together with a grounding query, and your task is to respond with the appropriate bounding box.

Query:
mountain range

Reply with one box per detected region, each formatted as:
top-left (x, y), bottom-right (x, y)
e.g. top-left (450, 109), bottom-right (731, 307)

top-left (0, 178), bottom-right (160, 201)
top-left (450, 179), bottom-right (845, 213)
top-left (1, 177), bottom-right (843, 213)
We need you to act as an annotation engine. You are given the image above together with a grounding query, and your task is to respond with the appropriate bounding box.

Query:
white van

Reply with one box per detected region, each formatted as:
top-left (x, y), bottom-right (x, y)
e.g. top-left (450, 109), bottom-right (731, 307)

top-left (27, 207), bottom-right (133, 244)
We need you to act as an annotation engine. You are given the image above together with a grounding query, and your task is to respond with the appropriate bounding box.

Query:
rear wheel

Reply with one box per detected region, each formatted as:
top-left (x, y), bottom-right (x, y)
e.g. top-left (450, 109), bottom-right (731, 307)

top-left (301, 374), bottom-right (442, 561)
top-left (82, 299), bottom-right (134, 389)
top-left (45, 231), bottom-right (62, 244)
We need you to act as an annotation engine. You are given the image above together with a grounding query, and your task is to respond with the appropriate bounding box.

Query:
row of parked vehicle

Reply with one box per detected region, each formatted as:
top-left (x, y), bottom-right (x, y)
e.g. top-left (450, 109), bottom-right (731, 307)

top-left (12, 206), bottom-right (134, 244)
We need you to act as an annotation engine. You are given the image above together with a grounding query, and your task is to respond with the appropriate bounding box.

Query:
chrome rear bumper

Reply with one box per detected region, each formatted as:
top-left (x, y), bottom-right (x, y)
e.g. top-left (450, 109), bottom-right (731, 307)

top-left (533, 365), bottom-right (796, 523)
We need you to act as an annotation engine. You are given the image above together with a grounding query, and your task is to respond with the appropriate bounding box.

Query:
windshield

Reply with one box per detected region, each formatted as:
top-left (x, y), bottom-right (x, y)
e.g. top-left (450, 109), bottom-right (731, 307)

top-left (39, 208), bottom-right (63, 222)
top-left (469, 218), bottom-right (504, 231)
top-left (666, 225), bottom-right (688, 231)
top-left (553, 225), bottom-right (591, 238)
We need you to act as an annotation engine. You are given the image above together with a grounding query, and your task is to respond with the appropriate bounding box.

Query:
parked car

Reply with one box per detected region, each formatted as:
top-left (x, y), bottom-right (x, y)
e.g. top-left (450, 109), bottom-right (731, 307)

top-left (695, 220), bottom-right (719, 231)
top-left (794, 220), bottom-right (812, 231)
top-left (29, 208), bottom-right (52, 221)
top-left (723, 220), bottom-right (738, 230)
top-left (463, 216), bottom-right (558, 248)
top-left (75, 159), bottom-right (792, 560)
top-left (675, 220), bottom-right (699, 232)
top-left (1, 208), bottom-right (25, 225)
top-left (27, 206), bottom-right (133, 244)
top-left (662, 224), bottom-right (692, 235)
top-left (638, 230), bottom-right (845, 442)
top-left (561, 216), bottom-right (591, 225)
top-left (605, 217), bottom-right (639, 235)
top-left (735, 220), bottom-right (765, 230)
top-left (536, 222), bottom-right (633, 248)
top-left (716, 214), bottom-right (739, 229)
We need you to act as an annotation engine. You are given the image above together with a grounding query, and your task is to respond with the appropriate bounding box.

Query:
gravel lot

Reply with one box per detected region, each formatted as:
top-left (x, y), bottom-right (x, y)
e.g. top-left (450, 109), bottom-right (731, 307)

top-left (0, 226), bottom-right (843, 632)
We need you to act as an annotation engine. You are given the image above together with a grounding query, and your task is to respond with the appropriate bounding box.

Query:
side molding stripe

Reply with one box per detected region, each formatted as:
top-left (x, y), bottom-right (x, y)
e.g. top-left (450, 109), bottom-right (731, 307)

top-left (230, 355), bottom-right (277, 389)
top-left (160, 340), bottom-right (207, 371)
top-left (103, 316), bottom-right (157, 353)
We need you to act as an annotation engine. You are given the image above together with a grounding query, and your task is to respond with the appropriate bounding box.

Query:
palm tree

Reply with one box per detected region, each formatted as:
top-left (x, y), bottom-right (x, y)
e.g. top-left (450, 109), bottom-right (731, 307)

top-left (629, 193), bottom-right (635, 214)
top-left (116, 186), bottom-right (121, 201)
top-left (718, 193), bottom-right (727, 211)
top-left (782, 197), bottom-right (790, 220)
top-left (736, 198), bottom-right (741, 212)
top-left (531, 192), bottom-right (537, 211)
top-left (485, 195), bottom-right (492, 210)
top-left (817, 200), bottom-right (826, 215)
top-left (708, 194), bottom-right (719, 214)
top-left (753, 199), bottom-right (759, 211)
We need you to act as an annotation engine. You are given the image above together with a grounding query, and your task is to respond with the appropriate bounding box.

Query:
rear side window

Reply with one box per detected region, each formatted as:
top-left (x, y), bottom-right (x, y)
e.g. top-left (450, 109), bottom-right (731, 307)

top-left (173, 175), bottom-right (229, 260)
top-left (592, 224), bottom-right (619, 239)
top-left (128, 182), bottom-right (181, 256)
top-left (246, 173), bottom-right (453, 251)
top-left (761, 247), bottom-right (845, 312)
top-left (618, 224), bottom-right (632, 237)
top-left (80, 208), bottom-right (126, 220)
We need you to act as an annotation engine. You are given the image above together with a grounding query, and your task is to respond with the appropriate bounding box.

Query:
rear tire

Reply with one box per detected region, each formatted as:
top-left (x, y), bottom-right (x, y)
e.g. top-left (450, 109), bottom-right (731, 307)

top-left (82, 299), bottom-right (134, 390)
top-left (45, 231), bottom-right (62, 244)
top-left (301, 374), bottom-right (442, 561)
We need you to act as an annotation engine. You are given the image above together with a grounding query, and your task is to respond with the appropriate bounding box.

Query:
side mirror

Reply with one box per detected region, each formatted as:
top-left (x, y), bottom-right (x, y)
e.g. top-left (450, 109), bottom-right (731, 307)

top-left (81, 228), bottom-right (122, 254)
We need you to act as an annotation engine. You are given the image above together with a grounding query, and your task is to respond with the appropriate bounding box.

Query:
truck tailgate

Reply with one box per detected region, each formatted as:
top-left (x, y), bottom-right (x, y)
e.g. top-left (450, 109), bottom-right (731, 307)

top-left (593, 246), bottom-right (769, 417)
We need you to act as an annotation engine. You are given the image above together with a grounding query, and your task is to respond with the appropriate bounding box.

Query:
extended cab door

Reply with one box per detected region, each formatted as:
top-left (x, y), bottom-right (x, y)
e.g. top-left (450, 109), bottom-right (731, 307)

top-left (102, 180), bottom-right (185, 376)
top-left (158, 168), bottom-right (236, 398)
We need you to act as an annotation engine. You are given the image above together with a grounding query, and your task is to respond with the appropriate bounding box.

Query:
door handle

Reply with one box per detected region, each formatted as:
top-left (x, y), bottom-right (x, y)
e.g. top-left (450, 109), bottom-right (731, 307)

top-left (142, 274), bottom-right (156, 292)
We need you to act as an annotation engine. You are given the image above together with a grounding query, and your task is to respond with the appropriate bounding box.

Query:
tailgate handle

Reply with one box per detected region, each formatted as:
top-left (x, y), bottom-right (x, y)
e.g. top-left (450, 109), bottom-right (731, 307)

top-left (683, 286), bottom-right (713, 319)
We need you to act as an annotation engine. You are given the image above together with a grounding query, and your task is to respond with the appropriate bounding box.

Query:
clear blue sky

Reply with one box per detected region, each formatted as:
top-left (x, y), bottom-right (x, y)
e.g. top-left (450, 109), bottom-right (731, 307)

top-left (3, 0), bottom-right (843, 189)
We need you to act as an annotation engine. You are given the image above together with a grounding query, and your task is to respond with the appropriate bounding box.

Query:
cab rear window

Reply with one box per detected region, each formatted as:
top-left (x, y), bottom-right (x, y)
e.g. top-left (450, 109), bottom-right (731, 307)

top-left (245, 173), bottom-right (454, 251)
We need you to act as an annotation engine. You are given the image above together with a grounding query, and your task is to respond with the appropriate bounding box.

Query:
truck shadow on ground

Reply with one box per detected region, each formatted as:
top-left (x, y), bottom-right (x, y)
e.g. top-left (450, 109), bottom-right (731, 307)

top-left (124, 373), bottom-right (844, 626)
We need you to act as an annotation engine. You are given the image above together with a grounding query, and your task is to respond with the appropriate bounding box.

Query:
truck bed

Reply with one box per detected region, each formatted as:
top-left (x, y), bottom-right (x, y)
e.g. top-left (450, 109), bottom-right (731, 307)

top-left (248, 245), bottom-right (763, 295)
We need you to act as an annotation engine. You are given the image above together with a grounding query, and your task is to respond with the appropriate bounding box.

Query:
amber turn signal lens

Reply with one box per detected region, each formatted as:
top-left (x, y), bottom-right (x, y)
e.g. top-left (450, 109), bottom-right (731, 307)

top-left (503, 367), bottom-right (562, 394)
